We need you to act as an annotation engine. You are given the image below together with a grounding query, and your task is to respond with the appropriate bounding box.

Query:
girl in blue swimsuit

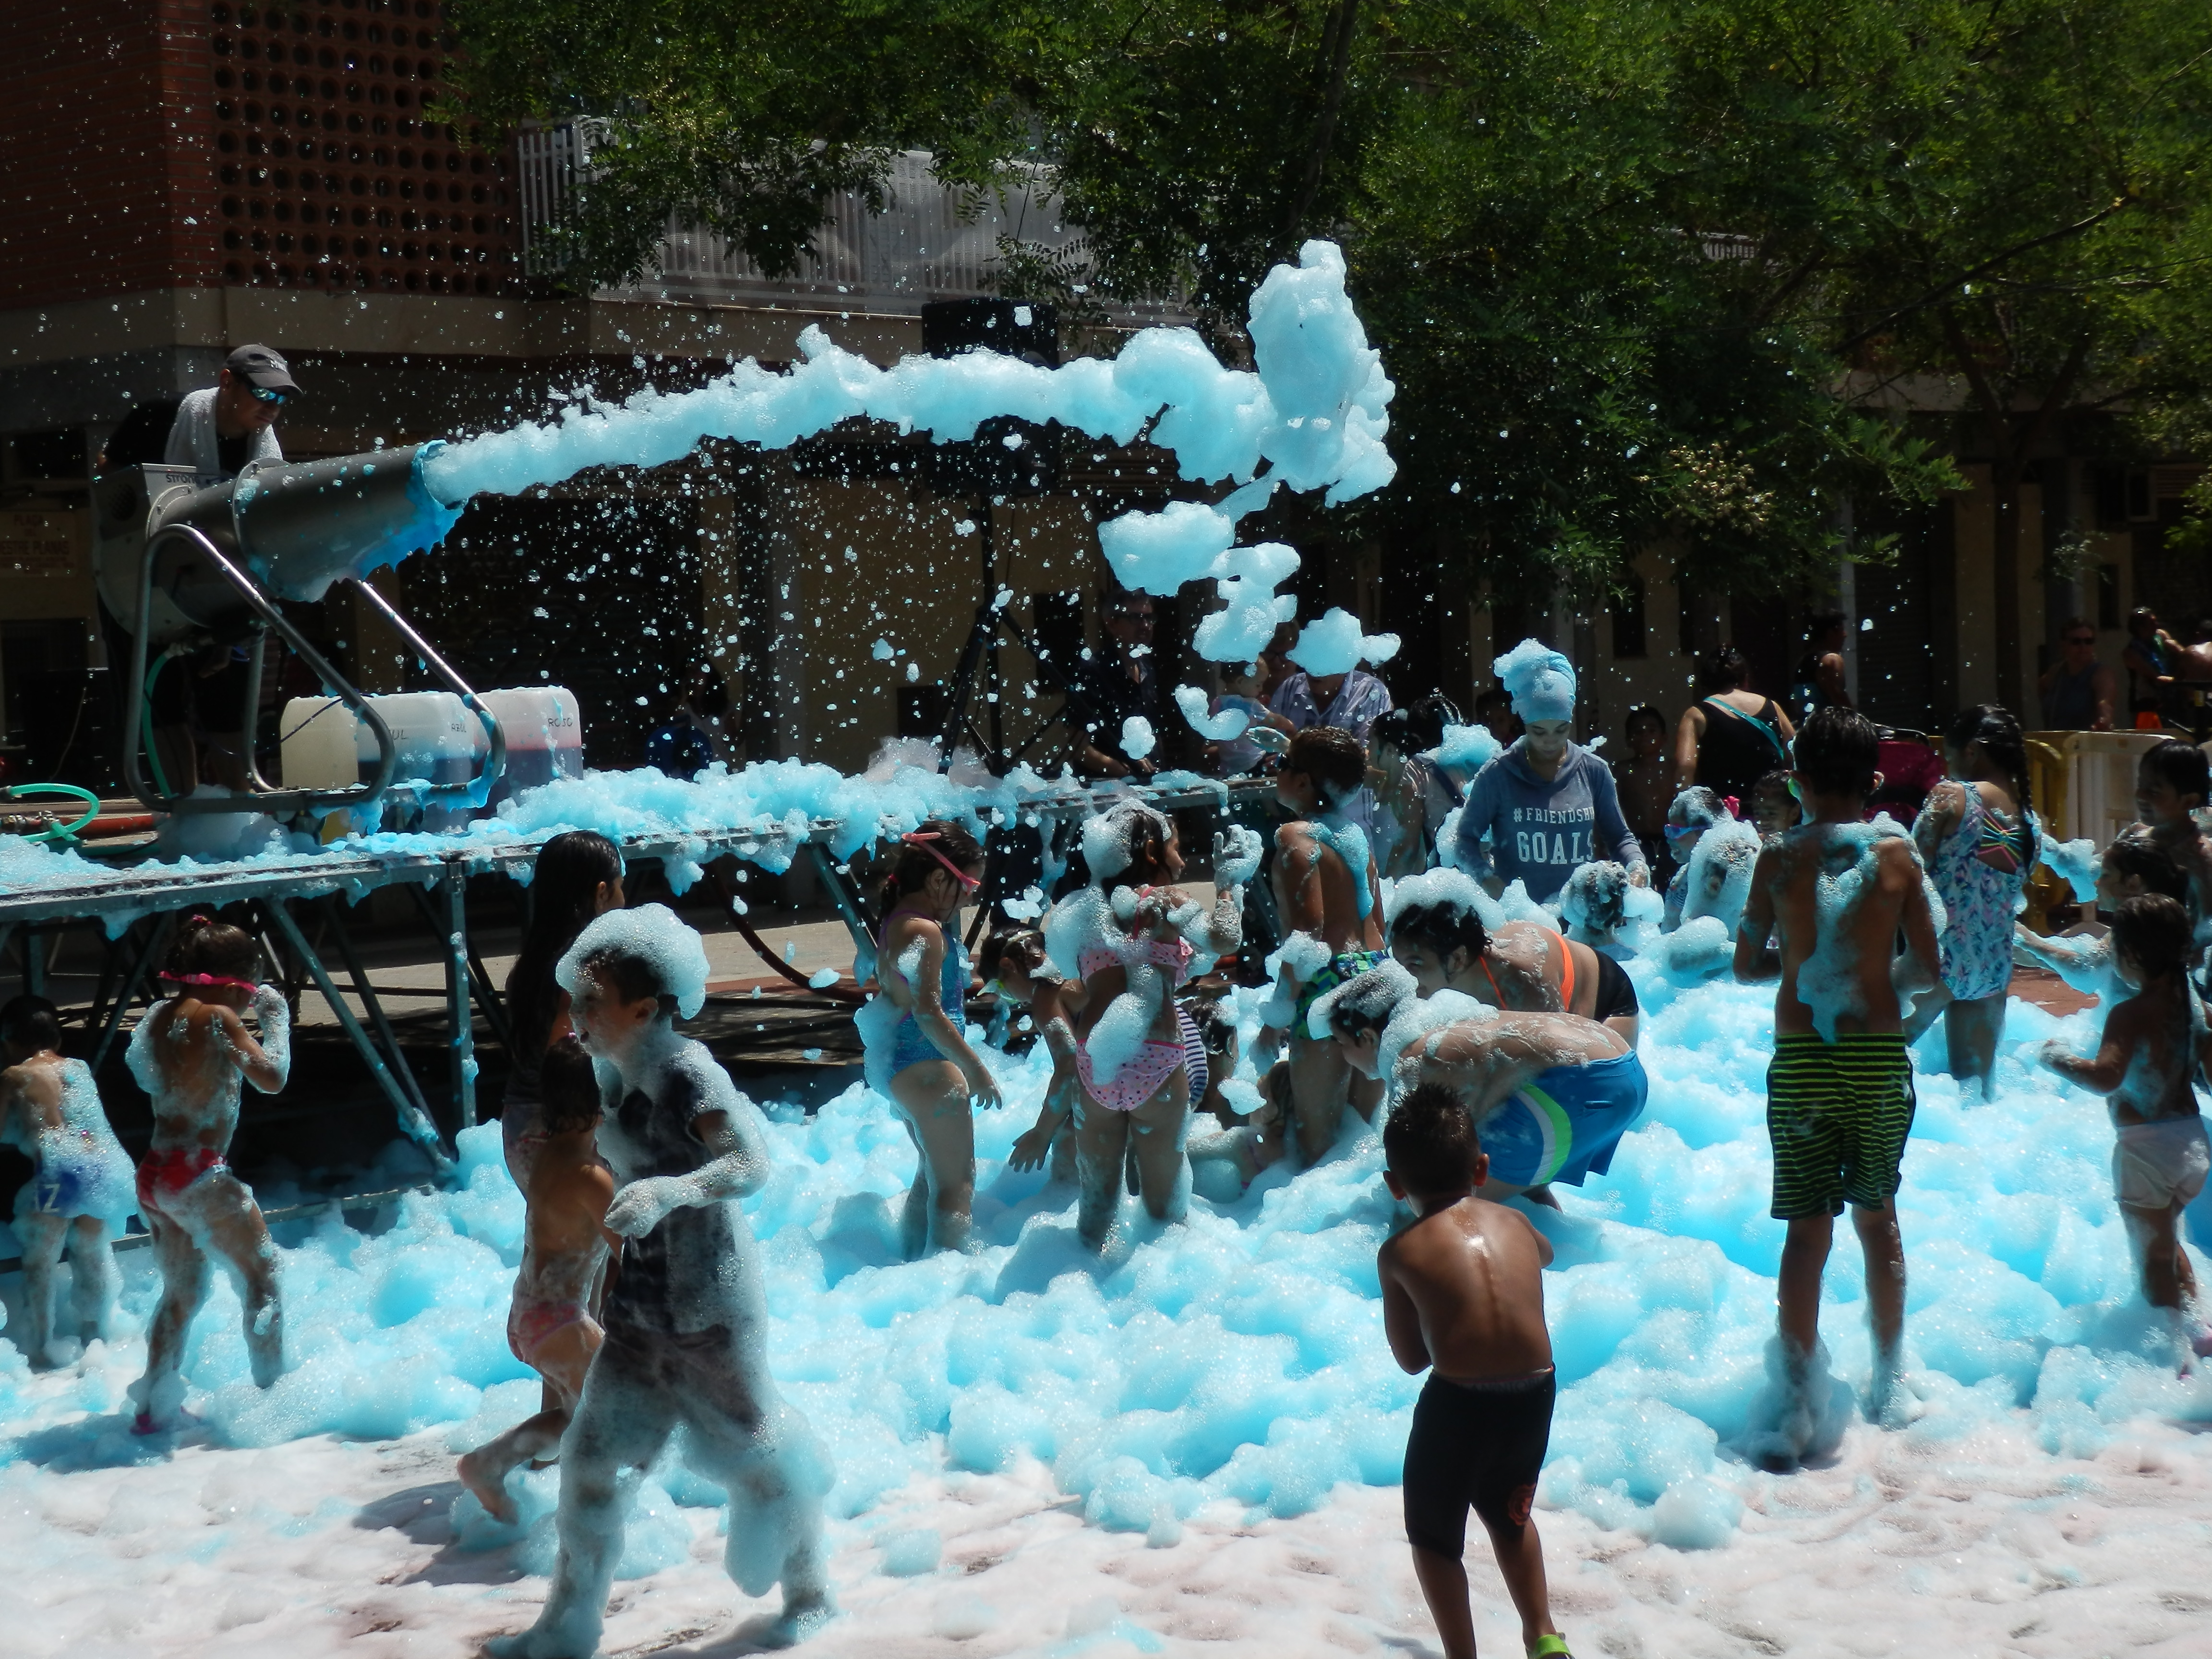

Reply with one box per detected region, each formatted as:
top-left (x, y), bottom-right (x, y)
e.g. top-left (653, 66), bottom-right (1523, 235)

top-left (864, 820), bottom-right (999, 1256)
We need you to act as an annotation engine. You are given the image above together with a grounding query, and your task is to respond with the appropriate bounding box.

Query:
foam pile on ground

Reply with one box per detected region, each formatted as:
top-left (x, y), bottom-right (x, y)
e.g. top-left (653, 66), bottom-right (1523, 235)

top-left (12, 965), bottom-right (2208, 1575)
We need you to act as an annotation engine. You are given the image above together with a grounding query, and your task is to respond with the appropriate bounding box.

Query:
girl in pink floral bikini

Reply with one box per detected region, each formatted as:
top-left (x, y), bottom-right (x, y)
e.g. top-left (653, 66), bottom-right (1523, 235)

top-left (1909, 705), bottom-right (2038, 1098)
top-left (1058, 802), bottom-right (1250, 1247)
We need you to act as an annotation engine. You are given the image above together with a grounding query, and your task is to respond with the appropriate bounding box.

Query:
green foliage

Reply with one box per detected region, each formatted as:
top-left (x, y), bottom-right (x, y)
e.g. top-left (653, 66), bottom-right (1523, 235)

top-left (443, 0), bottom-right (2212, 602)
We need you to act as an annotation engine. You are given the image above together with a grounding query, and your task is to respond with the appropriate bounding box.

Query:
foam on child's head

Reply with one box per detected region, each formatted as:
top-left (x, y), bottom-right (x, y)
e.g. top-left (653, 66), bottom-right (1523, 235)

top-left (1308, 958), bottom-right (1418, 1040)
top-left (1083, 800), bottom-right (1170, 884)
top-left (1426, 722), bottom-right (1501, 773)
top-left (1384, 865), bottom-right (1499, 934)
top-left (556, 902), bottom-right (711, 1019)
top-left (1493, 637), bottom-right (1575, 723)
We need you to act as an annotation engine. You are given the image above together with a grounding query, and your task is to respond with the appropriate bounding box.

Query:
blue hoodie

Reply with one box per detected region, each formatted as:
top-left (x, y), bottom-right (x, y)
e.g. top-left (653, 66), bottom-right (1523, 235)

top-left (1453, 740), bottom-right (1643, 902)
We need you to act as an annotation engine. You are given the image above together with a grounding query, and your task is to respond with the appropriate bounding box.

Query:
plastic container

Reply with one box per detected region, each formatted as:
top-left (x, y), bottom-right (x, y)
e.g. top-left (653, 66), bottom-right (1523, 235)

top-left (279, 696), bottom-right (361, 791)
top-left (358, 690), bottom-right (481, 830)
top-left (479, 686), bottom-right (584, 805)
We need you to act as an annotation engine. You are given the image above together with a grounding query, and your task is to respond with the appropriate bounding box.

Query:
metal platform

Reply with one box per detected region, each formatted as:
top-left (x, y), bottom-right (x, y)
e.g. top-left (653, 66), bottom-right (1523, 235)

top-left (0, 776), bottom-right (1271, 1179)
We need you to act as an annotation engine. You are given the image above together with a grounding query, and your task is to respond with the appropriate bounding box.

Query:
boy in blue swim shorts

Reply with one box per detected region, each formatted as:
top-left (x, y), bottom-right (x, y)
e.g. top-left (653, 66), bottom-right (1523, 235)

top-left (1319, 963), bottom-right (1647, 1208)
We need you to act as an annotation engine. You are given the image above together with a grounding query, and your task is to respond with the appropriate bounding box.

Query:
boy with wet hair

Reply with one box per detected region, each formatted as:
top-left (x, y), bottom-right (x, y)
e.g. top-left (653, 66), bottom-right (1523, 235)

top-left (1734, 706), bottom-right (1943, 1436)
top-left (0, 995), bottom-right (133, 1364)
top-left (2037, 894), bottom-right (2211, 1336)
top-left (1265, 723), bottom-right (1389, 1162)
top-left (493, 906), bottom-right (831, 1657)
top-left (126, 915), bottom-right (290, 1431)
top-left (1377, 1085), bottom-right (1571, 1659)
top-left (459, 1036), bottom-right (618, 1523)
top-left (2134, 739), bottom-right (2212, 953)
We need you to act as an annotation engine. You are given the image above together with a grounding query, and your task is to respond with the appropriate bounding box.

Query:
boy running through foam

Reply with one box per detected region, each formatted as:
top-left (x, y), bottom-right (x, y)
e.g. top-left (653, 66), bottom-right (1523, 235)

top-left (459, 1037), bottom-right (618, 1522)
top-left (1264, 724), bottom-right (1389, 1163)
top-left (2036, 895), bottom-right (2211, 1340)
top-left (1322, 962), bottom-right (1646, 1209)
top-left (1733, 708), bottom-right (1943, 1433)
top-left (1377, 1086), bottom-right (1573, 1659)
top-left (125, 916), bottom-right (290, 1431)
top-left (0, 995), bottom-right (134, 1365)
top-left (491, 904), bottom-right (831, 1658)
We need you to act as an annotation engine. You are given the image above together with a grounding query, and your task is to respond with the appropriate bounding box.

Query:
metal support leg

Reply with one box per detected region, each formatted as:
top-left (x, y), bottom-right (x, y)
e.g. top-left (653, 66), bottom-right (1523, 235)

top-left (805, 841), bottom-right (878, 975)
top-left (315, 898), bottom-right (440, 1133)
top-left (402, 879), bottom-right (512, 1060)
top-left (441, 863), bottom-right (477, 1129)
top-left (23, 926), bottom-right (45, 998)
top-left (263, 898), bottom-right (455, 1178)
top-left (93, 914), bottom-right (176, 1073)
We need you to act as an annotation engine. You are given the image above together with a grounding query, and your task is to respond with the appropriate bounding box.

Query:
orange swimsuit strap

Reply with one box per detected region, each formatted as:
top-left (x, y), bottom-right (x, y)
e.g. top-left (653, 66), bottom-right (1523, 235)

top-left (1482, 932), bottom-right (1576, 1011)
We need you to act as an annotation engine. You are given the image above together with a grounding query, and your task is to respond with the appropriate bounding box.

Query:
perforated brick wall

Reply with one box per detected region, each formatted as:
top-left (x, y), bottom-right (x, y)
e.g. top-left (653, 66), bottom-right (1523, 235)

top-left (207, 0), bottom-right (520, 294)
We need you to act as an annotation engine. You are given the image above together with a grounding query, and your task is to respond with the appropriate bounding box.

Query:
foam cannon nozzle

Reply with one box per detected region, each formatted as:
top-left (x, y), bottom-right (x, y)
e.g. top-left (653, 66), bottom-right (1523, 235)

top-left (92, 443), bottom-right (498, 817)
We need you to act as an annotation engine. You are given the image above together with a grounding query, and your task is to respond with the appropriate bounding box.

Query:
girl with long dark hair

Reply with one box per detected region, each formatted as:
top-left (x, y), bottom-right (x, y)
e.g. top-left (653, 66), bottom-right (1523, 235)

top-left (1908, 705), bottom-right (2038, 1096)
top-left (502, 830), bottom-right (625, 1189)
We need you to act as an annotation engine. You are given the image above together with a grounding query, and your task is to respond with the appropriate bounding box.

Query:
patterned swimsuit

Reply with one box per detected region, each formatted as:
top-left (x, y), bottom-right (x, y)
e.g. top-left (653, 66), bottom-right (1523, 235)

top-left (1932, 786), bottom-right (2032, 1001)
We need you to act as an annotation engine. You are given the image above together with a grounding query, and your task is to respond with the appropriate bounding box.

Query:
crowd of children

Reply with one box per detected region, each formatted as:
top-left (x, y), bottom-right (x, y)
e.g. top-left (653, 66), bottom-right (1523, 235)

top-left (12, 637), bottom-right (2212, 1659)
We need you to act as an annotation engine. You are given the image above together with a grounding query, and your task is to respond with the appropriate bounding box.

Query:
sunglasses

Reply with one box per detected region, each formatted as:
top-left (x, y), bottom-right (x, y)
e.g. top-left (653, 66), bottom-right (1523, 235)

top-left (248, 385), bottom-right (290, 405)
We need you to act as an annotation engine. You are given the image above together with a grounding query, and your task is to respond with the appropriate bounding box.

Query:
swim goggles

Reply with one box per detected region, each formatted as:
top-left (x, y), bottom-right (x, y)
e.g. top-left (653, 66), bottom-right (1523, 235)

top-left (158, 970), bottom-right (262, 992)
top-left (901, 830), bottom-right (982, 892)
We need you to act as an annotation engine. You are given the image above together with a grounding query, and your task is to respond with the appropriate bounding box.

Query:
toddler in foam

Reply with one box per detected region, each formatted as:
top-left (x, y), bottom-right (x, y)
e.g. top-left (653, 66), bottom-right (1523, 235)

top-left (1377, 1086), bottom-right (1574, 1659)
top-left (2036, 893), bottom-right (2212, 1353)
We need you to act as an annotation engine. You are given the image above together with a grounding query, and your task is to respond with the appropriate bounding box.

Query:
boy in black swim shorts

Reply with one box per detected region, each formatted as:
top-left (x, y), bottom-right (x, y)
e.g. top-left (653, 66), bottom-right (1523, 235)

top-left (1378, 1086), bottom-right (1573, 1659)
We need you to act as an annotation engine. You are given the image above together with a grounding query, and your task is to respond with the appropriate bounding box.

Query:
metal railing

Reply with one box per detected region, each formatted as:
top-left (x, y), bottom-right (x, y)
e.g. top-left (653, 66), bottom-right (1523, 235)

top-left (516, 129), bottom-right (1087, 312)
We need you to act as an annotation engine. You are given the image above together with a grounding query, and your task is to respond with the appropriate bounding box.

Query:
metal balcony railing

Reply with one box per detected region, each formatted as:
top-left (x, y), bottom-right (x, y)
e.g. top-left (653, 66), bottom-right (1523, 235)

top-left (515, 128), bottom-right (1087, 313)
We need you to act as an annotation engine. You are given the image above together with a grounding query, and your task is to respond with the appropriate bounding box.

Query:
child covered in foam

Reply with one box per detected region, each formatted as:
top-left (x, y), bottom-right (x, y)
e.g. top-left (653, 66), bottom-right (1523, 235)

top-left (1660, 812), bottom-right (1765, 982)
top-left (1732, 709), bottom-right (1944, 1448)
top-left (1375, 1085), bottom-right (1574, 1659)
top-left (0, 994), bottom-right (133, 1365)
top-left (1260, 725), bottom-right (1391, 1164)
top-left (125, 915), bottom-right (291, 1432)
top-left (1658, 786), bottom-right (1731, 930)
top-left (492, 904), bottom-right (832, 1656)
top-left (2035, 894), bottom-right (2212, 1355)
top-left (2015, 829), bottom-right (2188, 1003)
top-left (1318, 961), bottom-right (1647, 1210)
top-left (458, 1036), bottom-right (617, 1523)
top-left (1387, 866), bottom-right (1640, 1044)
top-left (856, 821), bottom-right (1002, 1256)
top-left (1043, 801), bottom-right (1253, 1246)
top-left (2132, 738), bottom-right (2212, 953)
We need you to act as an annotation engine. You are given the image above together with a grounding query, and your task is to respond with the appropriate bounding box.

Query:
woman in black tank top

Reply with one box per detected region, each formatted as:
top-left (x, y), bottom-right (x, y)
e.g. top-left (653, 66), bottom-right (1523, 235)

top-left (1672, 645), bottom-right (1793, 809)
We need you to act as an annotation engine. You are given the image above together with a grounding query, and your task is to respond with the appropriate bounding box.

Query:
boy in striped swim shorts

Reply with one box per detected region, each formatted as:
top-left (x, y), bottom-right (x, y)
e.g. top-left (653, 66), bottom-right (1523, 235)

top-left (1734, 708), bottom-right (1944, 1445)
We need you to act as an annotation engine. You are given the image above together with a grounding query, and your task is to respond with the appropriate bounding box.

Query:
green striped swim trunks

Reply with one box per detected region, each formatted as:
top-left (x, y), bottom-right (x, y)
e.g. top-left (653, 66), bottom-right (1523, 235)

top-left (1766, 1032), bottom-right (1916, 1219)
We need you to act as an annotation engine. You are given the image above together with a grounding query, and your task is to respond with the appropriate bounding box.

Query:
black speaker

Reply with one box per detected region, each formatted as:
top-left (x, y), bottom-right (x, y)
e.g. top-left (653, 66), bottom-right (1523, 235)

top-left (921, 299), bottom-right (1062, 499)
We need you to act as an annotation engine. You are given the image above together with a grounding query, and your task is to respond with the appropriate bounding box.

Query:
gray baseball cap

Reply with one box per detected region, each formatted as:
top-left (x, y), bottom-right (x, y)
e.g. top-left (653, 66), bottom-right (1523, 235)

top-left (224, 343), bottom-right (301, 395)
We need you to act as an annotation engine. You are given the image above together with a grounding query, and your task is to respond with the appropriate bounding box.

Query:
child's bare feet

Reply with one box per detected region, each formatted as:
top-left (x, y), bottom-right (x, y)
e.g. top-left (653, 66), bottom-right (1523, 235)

top-left (458, 1446), bottom-right (518, 1523)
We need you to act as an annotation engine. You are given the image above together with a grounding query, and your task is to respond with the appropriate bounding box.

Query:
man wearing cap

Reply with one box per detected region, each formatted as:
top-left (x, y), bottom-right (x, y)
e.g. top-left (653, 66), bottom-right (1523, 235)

top-left (165, 345), bottom-right (298, 482)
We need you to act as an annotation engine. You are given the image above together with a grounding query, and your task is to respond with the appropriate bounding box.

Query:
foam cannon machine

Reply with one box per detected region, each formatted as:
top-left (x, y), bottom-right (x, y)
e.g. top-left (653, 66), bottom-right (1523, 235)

top-left (90, 442), bottom-right (503, 817)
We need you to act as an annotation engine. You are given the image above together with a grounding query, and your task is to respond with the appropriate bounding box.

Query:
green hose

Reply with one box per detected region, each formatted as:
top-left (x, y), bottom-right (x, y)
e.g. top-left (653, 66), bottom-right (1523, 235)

top-left (139, 653), bottom-right (175, 801)
top-left (6, 781), bottom-right (99, 845)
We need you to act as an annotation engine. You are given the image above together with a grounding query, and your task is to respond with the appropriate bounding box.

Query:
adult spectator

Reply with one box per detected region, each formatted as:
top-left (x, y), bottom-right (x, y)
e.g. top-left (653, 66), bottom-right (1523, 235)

top-left (1453, 642), bottom-right (1645, 902)
top-left (2122, 607), bottom-right (2182, 731)
top-left (1265, 641), bottom-right (1395, 745)
top-left (103, 345), bottom-right (301, 795)
top-left (1069, 587), bottom-right (1164, 779)
top-left (1789, 609), bottom-right (1852, 720)
top-left (2037, 616), bottom-right (2116, 732)
top-left (644, 667), bottom-right (738, 778)
top-left (1671, 645), bottom-right (1794, 811)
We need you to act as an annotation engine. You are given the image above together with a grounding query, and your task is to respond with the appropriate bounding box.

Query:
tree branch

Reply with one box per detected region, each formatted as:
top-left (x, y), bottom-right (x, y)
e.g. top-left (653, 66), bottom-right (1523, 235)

top-left (1835, 203), bottom-right (2128, 355)
top-left (1286, 0), bottom-right (1360, 242)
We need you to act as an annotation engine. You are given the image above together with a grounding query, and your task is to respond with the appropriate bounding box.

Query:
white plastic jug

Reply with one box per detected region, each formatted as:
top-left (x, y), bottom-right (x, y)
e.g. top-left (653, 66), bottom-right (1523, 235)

top-left (278, 696), bottom-right (361, 791)
top-left (479, 686), bottom-right (584, 803)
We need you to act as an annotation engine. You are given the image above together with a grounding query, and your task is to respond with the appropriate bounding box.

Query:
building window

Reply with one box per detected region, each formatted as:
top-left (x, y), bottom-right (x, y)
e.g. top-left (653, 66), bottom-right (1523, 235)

top-left (1610, 576), bottom-right (1647, 659)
